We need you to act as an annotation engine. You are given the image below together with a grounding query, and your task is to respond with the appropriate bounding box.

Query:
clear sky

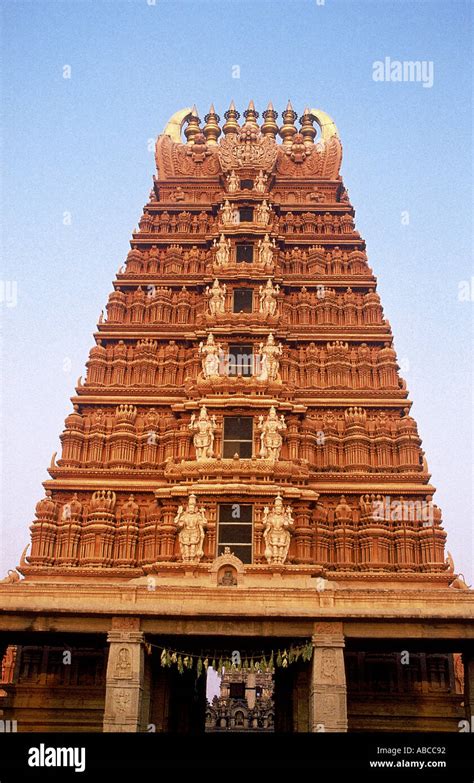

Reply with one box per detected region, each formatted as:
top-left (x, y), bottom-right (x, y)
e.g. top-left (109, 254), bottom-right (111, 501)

top-left (1, 0), bottom-right (472, 588)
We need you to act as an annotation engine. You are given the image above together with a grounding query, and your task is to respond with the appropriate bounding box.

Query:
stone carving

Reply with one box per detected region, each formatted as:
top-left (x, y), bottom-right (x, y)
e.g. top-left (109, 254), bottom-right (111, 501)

top-left (213, 234), bottom-right (231, 268)
top-left (175, 494), bottom-right (207, 563)
top-left (114, 647), bottom-right (132, 679)
top-left (172, 186), bottom-right (185, 202)
top-left (220, 199), bottom-right (239, 226)
top-left (189, 406), bottom-right (217, 460)
top-left (256, 334), bottom-right (282, 381)
top-left (111, 617), bottom-right (141, 631)
top-left (276, 132), bottom-right (342, 178)
top-left (114, 689), bottom-right (131, 715)
top-left (314, 622), bottom-right (343, 636)
top-left (90, 489), bottom-right (116, 512)
top-left (253, 170), bottom-right (268, 193)
top-left (255, 199), bottom-right (271, 226)
top-left (61, 493), bottom-right (82, 521)
top-left (219, 567), bottom-right (238, 586)
top-left (218, 122), bottom-right (279, 173)
top-left (0, 570), bottom-right (20, 584)
top-left (171, 136), bottom-right (221, 176)
top-left (334, 495), bottom-right (353, 524)
top-left (262, 495), bottom-right (293, 564)
top-left (199, 333), bottom-right (223, 378)
top-left (316, 692), bottom-right (338, 721)
top-left (258, 406), bottom-right (286, 460)
top-left (257, 234), bottom-right (276, 268)
top-left (205, 279), bottom-right (226, 315)
top-left (259, 279), bottom-right (280, 317)
top-left (226, 170), bottom-right (240, 193)
top-left (321, 648), bottom-right (337, 681)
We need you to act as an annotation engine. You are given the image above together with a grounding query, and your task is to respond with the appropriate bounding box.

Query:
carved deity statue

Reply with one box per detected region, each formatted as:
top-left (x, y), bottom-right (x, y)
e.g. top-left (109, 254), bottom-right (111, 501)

top-left (214, 234), bottom-right (231, 268)
top-left (258, 406), bottom-right (286, 460)
top-left (257, 233), bottom-right (276, 268)
top-left (226, 170), bottom-right (240, 194)
top-left (256, 333), bottom-right (283, 381)
top-left (220, 199), bottom-right (238, 226)
top-left (174, 494), bottom-right (207, 563)
top-left (262, 495), bottom-right (293, 564)
top-left (253, 170), bottom-right (267, 194)
top-left (205, 278), bottom-right (226, 315)
top-left (259, 278), bottom-right (280, 317)
top-left (255, 199), bottom-right (271, 225)
top-left (198, 333), bottom-right (223, 378)
top-left (189, 406), bottom-right (217, 460)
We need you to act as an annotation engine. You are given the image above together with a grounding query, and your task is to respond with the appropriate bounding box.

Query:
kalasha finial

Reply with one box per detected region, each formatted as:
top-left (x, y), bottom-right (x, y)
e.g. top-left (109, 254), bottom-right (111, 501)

top-left (279, 100), bottom-right (298, 147)
top-left (184, 105), bottom-right (201, 144)
top-left (261, 101), bottom-right (279, 140)
top-left (299, 107), bottom-right (316, 147)
top-left (243, 99), bottom-right (259, 128)
top-left (223, 99), bottom-right (240, 136)
top-left (203, 103), bottom-right (221, 146)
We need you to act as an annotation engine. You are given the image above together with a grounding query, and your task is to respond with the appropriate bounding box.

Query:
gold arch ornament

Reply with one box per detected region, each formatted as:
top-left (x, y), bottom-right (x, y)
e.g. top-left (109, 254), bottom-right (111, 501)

top-left (162, 107), bottom-right (193, 143)
top-left (308, 108), bottom-right (340, 142)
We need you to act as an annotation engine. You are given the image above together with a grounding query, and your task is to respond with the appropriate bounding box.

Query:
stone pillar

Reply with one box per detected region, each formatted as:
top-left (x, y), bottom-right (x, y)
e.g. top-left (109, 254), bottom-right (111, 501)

top-left (309, 621), bottom-right (347, 732)
top-left (246, 671), bottom-right (256, 709)
top-left (103, 617), bottom-right (149, 732)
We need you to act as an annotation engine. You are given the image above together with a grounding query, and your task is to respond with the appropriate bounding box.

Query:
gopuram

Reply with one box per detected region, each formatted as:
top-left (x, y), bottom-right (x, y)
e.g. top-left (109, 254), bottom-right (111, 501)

top-left (1, 101), bottom-right (472, 733)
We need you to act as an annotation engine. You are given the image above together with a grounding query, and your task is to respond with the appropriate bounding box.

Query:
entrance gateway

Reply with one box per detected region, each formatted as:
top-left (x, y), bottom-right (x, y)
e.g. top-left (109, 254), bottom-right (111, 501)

top-left (1, 101), bottom-right (472, 733)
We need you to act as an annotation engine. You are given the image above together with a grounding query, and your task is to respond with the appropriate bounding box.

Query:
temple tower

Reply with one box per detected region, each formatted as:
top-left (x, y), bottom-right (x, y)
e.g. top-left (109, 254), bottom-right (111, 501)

top-left (1, 102), bottom-right (471, 734)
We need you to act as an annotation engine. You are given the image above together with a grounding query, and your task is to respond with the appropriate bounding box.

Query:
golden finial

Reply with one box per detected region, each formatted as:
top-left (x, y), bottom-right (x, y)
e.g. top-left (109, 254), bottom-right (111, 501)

top-left (279, 100), bottom-right (298, 147)
top-left (261, 101), bottom-right (279, 140)
top-left (299, 107), bottom-right (316, 147)
top-left (203, 104), bottom-right (221, 146)
top-left (223, 99), bottom-right (240, 136)
top-left (184, 105), bottom-right (201, 144)
top-left (243, 99), bottom-right (259, 128)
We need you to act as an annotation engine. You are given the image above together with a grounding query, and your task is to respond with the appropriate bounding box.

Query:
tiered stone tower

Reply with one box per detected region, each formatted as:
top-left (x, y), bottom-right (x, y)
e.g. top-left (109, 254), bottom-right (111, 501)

top-left (27, 100), bottom-right (447, 576)
top-left (1, 102), bottom-right (471, 734)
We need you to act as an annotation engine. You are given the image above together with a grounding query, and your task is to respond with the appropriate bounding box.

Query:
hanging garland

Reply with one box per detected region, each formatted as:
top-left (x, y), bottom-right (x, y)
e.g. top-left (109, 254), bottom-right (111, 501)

top-left (152, 640), bottom-right (313, 678)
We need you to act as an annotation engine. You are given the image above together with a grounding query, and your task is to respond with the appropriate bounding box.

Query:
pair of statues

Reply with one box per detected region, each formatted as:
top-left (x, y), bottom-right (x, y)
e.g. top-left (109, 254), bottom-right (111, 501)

top-left (198, 333), bottom-right (282, 382)
top-left (205, 278), bottom-right (279, 318)
top-left (213, 233), bottom-right (276, 270)
top-left (226, 170), bottom-right (267, 194)
top-left (175, 493), bottom-right (292, 565)
top-left (188, 404), bottom-right (286, 463)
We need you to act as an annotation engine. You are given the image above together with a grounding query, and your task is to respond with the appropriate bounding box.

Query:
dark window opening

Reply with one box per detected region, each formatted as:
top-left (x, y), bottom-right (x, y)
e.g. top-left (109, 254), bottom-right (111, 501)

top-left (240, 179), bottom-right (253, 190)
top-left (218, 502), bottom-right (253, 564)
top-left (222, 417), bottom-right (253, 458)
top-left (233, 288), bottom-right (253, 313)
top-left (236, 244), bottom-right (253, 263)
top-left (239, 207), bottom-right (253, 223)
top-left (229, 682), bottom-right (246, 699)
top-left (228, 345), bottom-right (253, 377)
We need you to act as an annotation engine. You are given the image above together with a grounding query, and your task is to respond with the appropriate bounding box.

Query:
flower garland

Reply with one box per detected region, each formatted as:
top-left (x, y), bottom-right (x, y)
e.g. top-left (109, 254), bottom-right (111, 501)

top-left (152, 641), bottom-right (313, 678)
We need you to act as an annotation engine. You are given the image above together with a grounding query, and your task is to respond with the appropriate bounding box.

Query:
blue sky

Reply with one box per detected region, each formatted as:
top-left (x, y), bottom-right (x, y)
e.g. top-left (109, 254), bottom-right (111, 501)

top-left (1, 0), bottom-right (472, 583)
